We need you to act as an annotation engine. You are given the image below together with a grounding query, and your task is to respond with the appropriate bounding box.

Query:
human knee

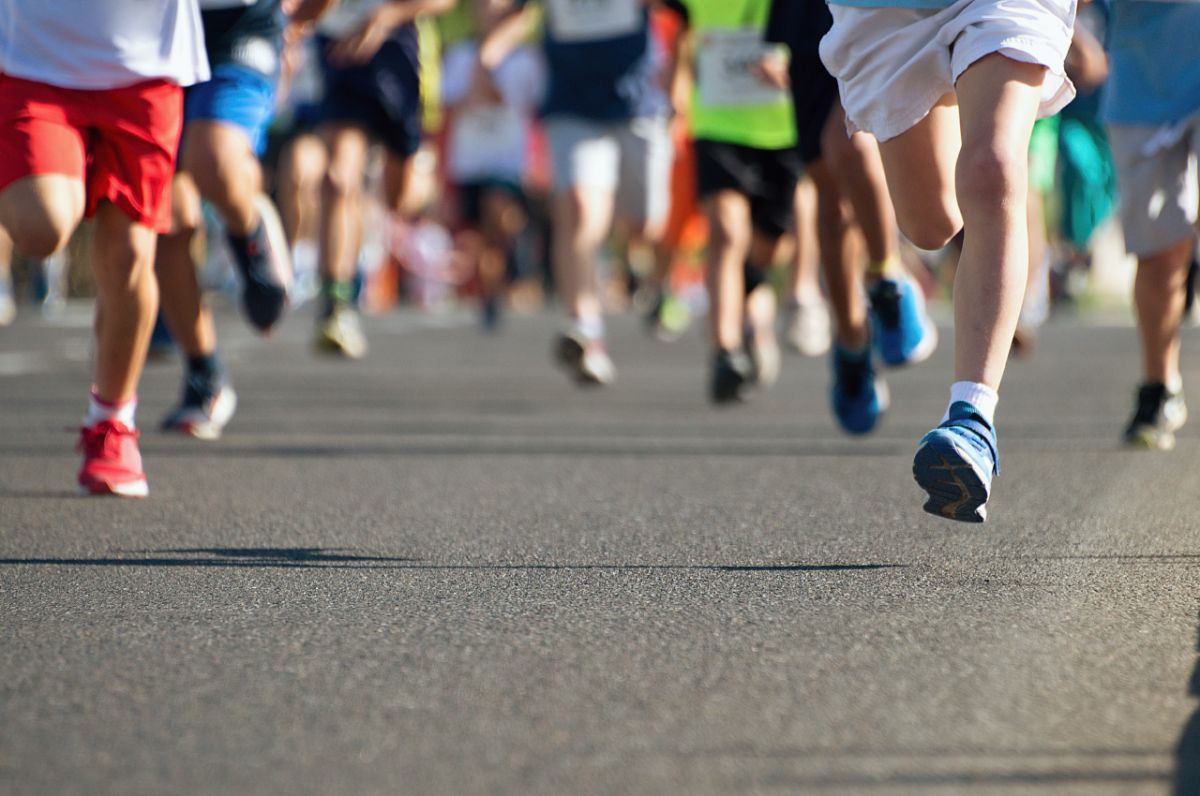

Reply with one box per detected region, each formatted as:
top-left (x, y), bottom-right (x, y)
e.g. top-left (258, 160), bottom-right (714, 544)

top-left (707, 199), bottom-right (751, 253)
top-left (6, 211), bottom-right (74, 258)
top-left (899, 213), bottom-right (960, 251)
top-left (956, 141), bottom-right (1027, 211)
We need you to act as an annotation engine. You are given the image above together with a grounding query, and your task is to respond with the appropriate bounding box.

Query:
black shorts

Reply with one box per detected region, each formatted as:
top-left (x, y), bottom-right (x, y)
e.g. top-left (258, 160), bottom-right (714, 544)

top-left (695, 140), bottom-right (803, 238)
top-left (316, 35), bottom-right (422, 158)
top-left (456, 179), bottom-right (525, 227)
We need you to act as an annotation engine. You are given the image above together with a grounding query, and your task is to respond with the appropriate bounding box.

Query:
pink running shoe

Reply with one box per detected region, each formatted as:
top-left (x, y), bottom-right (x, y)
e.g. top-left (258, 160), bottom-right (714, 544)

top-left (77, 419), bottom-right (148, 497)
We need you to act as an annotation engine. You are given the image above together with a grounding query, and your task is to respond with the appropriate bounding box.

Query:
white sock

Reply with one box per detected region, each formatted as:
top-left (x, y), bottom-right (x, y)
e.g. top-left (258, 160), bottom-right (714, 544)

top-left (572, 314), bottom-right (605, 341)
top-left (85, 389), bottom-right (136, 428)
top-left (943, 381), bottom-right (998, 426)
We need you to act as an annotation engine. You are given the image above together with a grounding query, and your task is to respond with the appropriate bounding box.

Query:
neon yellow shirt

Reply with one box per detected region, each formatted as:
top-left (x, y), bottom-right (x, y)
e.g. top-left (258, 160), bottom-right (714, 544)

top-left (682, 0), bottom-right (795, 150)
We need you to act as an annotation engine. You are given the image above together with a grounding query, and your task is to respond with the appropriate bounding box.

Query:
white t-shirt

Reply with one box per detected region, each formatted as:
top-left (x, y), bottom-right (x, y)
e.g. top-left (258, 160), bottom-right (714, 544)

top-left (441, 41), bottom-right (546, 182)
top-left (0, 0), bottom-right (209, 90)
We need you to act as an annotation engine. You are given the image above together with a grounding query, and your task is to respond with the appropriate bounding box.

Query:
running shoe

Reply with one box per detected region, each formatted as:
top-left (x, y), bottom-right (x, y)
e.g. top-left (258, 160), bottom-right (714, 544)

top-left (745, 321), bottom-right (781, 388)
top-left (314, 303), bottom-right (368, 359)
top-left (161, 373), bottom-right (238, 441)
top-left (784, 298), bottom-right (832, 357)
top-left (711, 348), bottom-right (753, 405)
top-left (77, 419), bottom-right (148, 497)
top-left (645, 292), bottom-right (691, 342)
top-left (1124, 382), bottom-right (1187, 451)
top-left (868, 273), bottom-right (938, 367)
top-left (830, 345), bottom-right (889, 435)
top-left (745, 286), bottom-right (781, 387)
top-left (554, 331), bottom-right (616, 386)
top-left (912, 401), bottom-right (999, 523)
top-left (232, 195), bottom-right (292, 334)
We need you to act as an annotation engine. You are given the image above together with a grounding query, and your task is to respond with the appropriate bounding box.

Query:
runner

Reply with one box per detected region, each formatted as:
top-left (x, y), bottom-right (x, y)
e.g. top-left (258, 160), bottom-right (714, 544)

top-left (0, 0), bottom-right (209, 495)
top-left (664, 0), bottom-right (797, 403)
top-left (441, 0), bottom-right (544, 331)
top-left (156, 0), bottom-right (332, 440)
top-left (312, 0), bottom-right (455, 359)
top-left (768, 0), bottom-right (937, 433)
top-left (1104, 1), bottom-right (1200, 450)
top-left (820, 0), bottom-right (1076, 518)
top-left (475, 0), bottom-right (673, 386)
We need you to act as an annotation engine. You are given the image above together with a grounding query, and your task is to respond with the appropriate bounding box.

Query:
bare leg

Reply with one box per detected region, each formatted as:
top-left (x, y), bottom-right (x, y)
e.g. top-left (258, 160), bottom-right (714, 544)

top-left (0, 175), bottom-right (84, 260)
top-left (788, 176), bottom-right (823, 305)
top-left (809, 160), bottom-right (869, 350)
top-left (552, 185), bottom-right (616, 325)
top-left (823, 103), bottom-right (898, 266)
top-left (319, 124), bottom-right (370, 287)
top-left (877, 94), bottom-right (963, 251)
top-left (951, 54), bottom-right (1046, 388)
top-left (182, 121), bottom-right (262, 236)
top-left (1135, 238), bottom-right (1194, 386)
top-left (277, 133), bottom-right (327, 248)
top-left (704, 190), bottom-right (753, 352)
top-left (91, 202), bottom-right (160, 403)
top-left (154, 173), bottom-right (215, 358)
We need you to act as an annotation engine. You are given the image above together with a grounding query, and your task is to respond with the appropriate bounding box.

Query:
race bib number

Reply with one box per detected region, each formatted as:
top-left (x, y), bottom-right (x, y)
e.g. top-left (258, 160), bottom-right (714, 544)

top-left (452, 105), bottom-right (525, 165)
top-left (696, 29), bottom-right (786, 108)
top-left (545, 0), bottom-right (640, 43)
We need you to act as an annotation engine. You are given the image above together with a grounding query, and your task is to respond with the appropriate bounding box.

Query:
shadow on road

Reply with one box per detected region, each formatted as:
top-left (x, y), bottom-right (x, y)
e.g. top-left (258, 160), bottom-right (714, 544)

top-left (1173, 617), bottom-right (1200, 793)
top-left (0, 547), bottom-right (902, 573)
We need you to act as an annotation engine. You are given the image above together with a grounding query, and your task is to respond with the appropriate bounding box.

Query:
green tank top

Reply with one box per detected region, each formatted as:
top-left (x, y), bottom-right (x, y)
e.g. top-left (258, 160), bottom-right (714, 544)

top-left (684, 0), bottom-right (796, 150)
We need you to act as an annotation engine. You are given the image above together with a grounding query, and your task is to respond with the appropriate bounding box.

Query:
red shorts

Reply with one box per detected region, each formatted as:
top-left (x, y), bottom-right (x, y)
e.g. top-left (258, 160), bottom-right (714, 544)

top-left (0, 74), bottom-right (183, 233)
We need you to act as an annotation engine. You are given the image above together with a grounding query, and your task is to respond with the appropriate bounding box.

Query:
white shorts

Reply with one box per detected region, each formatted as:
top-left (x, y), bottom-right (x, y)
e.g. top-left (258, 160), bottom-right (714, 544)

top-left (544, 114), bottom-right (672, 227)
top-left (1108, 115), bottom-right (1200, 258)
top-left (819, 0), bottom-right (1076, 142)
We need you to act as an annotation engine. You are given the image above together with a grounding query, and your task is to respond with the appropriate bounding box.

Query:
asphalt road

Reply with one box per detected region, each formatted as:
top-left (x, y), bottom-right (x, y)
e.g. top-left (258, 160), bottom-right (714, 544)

top-left (3, 301), bottom-right (1200, 795)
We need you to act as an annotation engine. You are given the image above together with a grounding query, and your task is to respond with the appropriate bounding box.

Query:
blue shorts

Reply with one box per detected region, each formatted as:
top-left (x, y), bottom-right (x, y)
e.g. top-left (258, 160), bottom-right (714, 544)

top-left (185, 64), bottom-right (278, 156)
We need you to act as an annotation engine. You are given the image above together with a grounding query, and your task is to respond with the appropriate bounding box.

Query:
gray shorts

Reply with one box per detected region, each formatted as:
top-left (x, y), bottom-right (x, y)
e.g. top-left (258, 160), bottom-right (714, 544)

top-left (1108, 116), bottom-right (1200, 257)
top-left (543, 114), bottom-right (672, 227)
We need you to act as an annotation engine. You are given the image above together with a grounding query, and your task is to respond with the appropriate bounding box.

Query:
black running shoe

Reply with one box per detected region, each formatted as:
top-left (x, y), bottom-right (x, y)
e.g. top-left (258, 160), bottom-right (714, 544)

top-left (1124, 382), bottom-right (1187, 450)
top-left (710, 349), bottom-right (752, 405)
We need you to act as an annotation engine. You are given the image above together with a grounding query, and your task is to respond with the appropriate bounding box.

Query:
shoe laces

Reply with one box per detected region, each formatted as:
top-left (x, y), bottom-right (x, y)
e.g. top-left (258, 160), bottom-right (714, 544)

top-left (78, 420), bottom-right (138, 457)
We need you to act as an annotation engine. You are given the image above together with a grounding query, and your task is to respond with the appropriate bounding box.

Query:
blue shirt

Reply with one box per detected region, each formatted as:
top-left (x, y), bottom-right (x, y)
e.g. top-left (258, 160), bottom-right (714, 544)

top-left (1103, 0), bottom-right (1200, 125)
top-left (517, 0), bottom-right (669, 121)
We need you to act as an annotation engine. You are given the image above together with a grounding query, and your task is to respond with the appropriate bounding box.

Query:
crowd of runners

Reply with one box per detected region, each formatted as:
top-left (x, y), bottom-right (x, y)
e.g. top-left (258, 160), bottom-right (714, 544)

top-left (0, 0), bottom-right (1196, 524)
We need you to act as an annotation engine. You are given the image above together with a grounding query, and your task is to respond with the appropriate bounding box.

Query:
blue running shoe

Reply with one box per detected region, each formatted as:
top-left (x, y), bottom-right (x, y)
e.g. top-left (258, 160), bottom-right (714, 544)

top-left (868, 273), bottom-right (938, 367)
top-left (912, 401), bottom-right (999, 522)
top-left (831, 345), bottom-right (889, 434)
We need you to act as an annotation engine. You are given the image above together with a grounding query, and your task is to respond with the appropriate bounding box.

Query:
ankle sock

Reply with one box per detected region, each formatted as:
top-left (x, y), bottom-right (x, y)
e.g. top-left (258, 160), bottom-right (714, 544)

top-left (86, 389), bottom-right (136, 428)
top-left (571, 314), bottom-right (605, 342)
top-left (944, 381), bottom-right (998, 426)
top-left (866, 255), bottom-right (901, 281)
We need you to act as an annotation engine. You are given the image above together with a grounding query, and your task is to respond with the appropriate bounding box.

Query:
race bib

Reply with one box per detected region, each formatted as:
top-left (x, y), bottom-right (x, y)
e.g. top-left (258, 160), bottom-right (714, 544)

top-left (696, 29), bottom-right (786, 108)
top-left (545, 0), bottom-right (640, 43)
top-left (451, 105), bottom-right (525, 167)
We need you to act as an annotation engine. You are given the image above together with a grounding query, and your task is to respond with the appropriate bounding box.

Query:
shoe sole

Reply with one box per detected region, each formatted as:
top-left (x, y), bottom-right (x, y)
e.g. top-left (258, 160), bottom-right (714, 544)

top-left (912, 436), bottom-right (989, 523)
top-left (78, 478), bottom-right (148, 498)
